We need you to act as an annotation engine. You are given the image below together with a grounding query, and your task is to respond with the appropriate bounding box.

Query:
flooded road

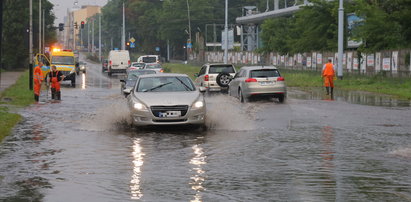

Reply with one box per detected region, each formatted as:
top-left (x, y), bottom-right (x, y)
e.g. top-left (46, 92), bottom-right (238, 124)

top-left (1, 55), bottom-right (410, 201)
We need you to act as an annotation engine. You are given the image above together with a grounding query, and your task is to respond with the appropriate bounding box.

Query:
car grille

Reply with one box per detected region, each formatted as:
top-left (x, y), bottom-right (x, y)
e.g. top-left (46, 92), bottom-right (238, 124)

top-left (150, 105), bottom-right (189, 117)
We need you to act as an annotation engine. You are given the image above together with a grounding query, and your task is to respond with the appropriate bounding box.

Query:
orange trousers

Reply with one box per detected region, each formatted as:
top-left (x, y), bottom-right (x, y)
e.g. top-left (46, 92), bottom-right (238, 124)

top-left (34, 82), bottom-right (41, 96)
top-left (323, 76), bottom-right (334, 88)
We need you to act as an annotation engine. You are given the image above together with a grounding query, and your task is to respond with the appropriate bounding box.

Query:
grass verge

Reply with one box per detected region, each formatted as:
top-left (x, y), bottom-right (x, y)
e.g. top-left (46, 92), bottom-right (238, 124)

top-left (0, 70), bottom-right (34, 141)
top-left (163, 63), bottom-right (411, 99)
top-left (280, 70), bottom-right (411, 99)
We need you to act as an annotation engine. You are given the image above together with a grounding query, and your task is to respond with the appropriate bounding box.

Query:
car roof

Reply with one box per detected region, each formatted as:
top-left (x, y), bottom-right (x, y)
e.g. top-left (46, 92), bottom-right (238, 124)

top-left (205, 63), bottom-right (234, 66)
top-left (128, 69), bottom-right (156, 73)
top-left (240, 66), bottom-right (278, 71)
top-left (138, 73), bottom-right (188, 78)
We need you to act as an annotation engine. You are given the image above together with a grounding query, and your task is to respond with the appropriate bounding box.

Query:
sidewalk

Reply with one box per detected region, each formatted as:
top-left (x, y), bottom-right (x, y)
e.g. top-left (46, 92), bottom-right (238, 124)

top-left (0, 72), bottom-right (24, 93)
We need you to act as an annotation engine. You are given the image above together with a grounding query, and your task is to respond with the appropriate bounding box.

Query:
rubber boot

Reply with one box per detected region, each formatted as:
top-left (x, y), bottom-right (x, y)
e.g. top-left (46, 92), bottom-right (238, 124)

top-left (51, 88), bottom-right (56, 100)
top-left (330, 87), bottom-right (334, 96)
top-left (34, 95), bottom-right (39, 102)
top-left (56, 91), bottom-right (61, 100)
top-left (326, 87), bottom-right (330, 95)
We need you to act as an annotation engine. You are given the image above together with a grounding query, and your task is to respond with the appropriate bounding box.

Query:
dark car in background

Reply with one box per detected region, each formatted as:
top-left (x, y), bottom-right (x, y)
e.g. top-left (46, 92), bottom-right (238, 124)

top-left (102, 59), bottom-right (108, 72)
top-left (120, 69), bottom-right (157, 97)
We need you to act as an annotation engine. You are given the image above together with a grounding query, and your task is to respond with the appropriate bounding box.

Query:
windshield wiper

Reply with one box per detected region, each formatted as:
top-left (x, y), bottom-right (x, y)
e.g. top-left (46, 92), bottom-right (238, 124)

top-left (144, 82), bottom-right (173, 92)
top-left (175, 77), bottom-right (193, 91)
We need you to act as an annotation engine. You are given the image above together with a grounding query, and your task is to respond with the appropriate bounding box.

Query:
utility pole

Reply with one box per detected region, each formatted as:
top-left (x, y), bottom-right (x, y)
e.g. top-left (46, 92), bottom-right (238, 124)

top-left (87, 22), bottom-right (90, 52)
top-left (29, 0), bottom-right (33, 90)
top-left (0, 0), bottom-right (3, 71)
top-left (337, 0), bottom-right (344, 79)
top-left (186, 0), bottom-right (191, 41)
top-left (121, 1), bottom-right (125, 50)
top-left (224, 0), bottom-right (228, 63)
top-left (92, 18), bottom-right (94, 53)
top-left (39, 0), bottom-right (41, 54)
top-left (42, 9), bottom-right (45, 53)
top-left (99, 14), bottom-right (101, 61)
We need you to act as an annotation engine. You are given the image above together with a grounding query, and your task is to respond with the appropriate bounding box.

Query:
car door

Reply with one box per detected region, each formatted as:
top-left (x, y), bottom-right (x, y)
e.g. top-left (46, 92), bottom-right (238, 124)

top-left (229, 69), bottom-right (244, 97)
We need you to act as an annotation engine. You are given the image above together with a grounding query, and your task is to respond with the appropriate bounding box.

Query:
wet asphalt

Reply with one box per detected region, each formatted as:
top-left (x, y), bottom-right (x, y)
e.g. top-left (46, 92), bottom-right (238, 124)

top-left (0, 55), bottom-right (410, 201)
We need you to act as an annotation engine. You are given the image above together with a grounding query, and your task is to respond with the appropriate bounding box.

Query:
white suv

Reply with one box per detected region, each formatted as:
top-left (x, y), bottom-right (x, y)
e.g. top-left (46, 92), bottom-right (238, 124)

top-left (194, 63), bottom-right (236, 92)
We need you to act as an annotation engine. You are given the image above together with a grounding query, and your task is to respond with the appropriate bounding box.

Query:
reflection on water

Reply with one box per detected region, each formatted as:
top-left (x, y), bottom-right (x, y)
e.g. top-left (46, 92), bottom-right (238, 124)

top-left (189, 142), bottom-right (206, 202)
top-left (81, 73), bottom-right (86, 89)
top-left (289, 87), bottom-right (411, 107)
top-left (130, 138), bottom-right (144, 200)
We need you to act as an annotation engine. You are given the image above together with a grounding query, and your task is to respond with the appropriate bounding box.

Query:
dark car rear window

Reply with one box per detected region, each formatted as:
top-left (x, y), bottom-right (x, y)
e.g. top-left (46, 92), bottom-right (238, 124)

top-left (142, 57), bottom-right (157, 63)
top-left (250, 69), bottom-right (280, 78)
top-left (208, 65), bottom-right (235, 74)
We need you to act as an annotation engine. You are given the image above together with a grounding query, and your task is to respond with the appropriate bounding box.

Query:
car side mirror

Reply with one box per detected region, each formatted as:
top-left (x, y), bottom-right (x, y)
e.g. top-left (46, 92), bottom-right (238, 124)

top-left (199, 87), bottom-right (207, 93)
top-left (194, 73), bottom-right (199, 77)
top-left (123, 88), bottom-right (132, 95)
top-left (76, 62), bottom-right (79, 68)
top-left (120, 79), bottom-right (125, 83)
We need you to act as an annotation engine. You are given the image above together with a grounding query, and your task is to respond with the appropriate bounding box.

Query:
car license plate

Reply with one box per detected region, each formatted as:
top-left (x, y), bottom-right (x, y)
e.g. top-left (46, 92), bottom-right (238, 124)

top-left (159, 111), bottom-right (181, 118)
top-left (259, 81), bottom-right (274, 85)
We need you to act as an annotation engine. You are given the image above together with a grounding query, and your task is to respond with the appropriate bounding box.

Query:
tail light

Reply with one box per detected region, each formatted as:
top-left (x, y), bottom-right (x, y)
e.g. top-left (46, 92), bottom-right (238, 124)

top-left (160, 69), bottom-right (164, 73)
top-left (245, 78), bottom-right (257, 83)
top-left (128, 60), bottom-right (131, 66)
top-left (204, 75), bottom-right (209, 81)
top-left (277, 77), bottom-right (285, 81)
top-left (109, 61), bottom-right (112, 65)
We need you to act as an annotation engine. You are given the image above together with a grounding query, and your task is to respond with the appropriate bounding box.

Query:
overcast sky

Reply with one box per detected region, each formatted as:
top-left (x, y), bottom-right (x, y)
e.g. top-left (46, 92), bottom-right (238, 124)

top-left (49, 0), bottom-right (108, 25)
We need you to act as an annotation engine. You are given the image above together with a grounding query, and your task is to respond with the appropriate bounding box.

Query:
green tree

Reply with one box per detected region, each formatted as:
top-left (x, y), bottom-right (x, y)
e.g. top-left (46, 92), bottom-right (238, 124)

top-left (2, 0), bottom-right (56, 70)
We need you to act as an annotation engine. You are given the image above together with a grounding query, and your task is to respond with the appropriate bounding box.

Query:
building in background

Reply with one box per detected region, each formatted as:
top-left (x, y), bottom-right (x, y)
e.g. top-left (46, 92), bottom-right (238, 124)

top-left (63, 5), bottom-right (101, 50)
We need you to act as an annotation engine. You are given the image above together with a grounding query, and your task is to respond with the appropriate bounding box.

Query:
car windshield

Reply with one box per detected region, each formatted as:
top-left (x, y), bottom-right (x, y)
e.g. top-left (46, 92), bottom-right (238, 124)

top-left (132, 63), bottom-right (145, 68)
top-left (127, 70), bottom-right (156, 80)
top-left (145, 64), bottom-right (162, 69)
top-left (52, 56), bottom-right (74, 65)
top-left (136, 76), bottom-right (195, 92)
top-left (250, 69), bottom-right (280, 78)
top-left (142, 57), bottom-right (157, 63)
top-left (209, 65), bottom-right (235, 74)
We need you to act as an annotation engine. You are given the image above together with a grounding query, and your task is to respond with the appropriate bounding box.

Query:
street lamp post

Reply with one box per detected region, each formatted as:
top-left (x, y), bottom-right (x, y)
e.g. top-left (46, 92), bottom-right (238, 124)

top-left (223, 0), bottom-right (228, 63)
top-left (337, 0), bottom-right (344, 79)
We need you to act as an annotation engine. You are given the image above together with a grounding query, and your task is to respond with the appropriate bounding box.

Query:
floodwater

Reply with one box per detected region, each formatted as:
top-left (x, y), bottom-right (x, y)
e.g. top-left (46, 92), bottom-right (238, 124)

top-left (0, 55), bottom-right (410, 201)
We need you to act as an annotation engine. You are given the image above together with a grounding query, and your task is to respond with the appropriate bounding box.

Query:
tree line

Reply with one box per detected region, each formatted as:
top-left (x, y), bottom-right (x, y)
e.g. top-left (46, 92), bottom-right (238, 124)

top-left (1, 0), bottom-right (56, 70)
top-left (261, 0), bottom-right (411, 54)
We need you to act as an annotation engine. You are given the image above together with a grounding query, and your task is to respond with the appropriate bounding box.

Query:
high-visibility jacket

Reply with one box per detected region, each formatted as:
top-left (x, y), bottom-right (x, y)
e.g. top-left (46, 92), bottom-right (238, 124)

top-left (322, 62), bottom-right (335, 77)
top-left (33, 65), bottom-right (44, 95)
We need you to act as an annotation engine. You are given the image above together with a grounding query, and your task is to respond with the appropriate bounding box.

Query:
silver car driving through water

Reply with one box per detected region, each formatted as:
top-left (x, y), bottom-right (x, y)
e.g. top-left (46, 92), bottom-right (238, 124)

top-left (228, 66), bottom-right (287, 103)
top-left (124, 73), bottom-right (206, 126)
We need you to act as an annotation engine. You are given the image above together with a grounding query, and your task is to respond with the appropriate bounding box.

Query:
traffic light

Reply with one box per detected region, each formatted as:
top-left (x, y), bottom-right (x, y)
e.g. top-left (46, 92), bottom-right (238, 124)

top-left (81, 21), bottom-right (85, 29)
top-left (58, 23), bottom-right (64, 31)
top-left (74, 22), bottom-right (78, 29)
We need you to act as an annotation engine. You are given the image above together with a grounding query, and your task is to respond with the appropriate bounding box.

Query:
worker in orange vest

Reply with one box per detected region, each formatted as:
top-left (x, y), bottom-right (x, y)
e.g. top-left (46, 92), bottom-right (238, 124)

top-left (33, 62), bottom-right (44, 102)
top-left (322, 59), bottom-right (335, 96)
top-left (49, 65), bottom-right (65, 100)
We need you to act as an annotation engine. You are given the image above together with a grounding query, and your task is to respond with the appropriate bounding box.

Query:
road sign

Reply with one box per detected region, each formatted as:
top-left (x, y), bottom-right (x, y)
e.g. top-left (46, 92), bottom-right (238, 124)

top-left (130, 37), bottom-right (136, 43)
top-left (130, 42), bottom-right (135, 48)
top-left (155, 47), bottom-right (160, 52)
top-left (187, 43), bottom-right (192, 49)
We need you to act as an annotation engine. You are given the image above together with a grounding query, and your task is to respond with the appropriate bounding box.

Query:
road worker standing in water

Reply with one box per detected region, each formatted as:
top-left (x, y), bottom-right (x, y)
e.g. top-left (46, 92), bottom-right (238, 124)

top-left (49, 65), bottom-right (65, 100)
top-left (322, 59), bottom-right (335, 96)
top-left (33, 62), bottom-right (44, 102)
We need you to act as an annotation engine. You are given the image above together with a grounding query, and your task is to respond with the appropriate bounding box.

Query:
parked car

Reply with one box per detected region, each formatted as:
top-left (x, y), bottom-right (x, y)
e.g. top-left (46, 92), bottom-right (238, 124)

top-left (129, 62), bottom-right (145, 71)
top-left (120, 69), bottom-right (156, 97)
top-left (228, 66), bottom-right (286, 103)
top-left (102, 59), bottom-right (108, 72)
top-left (143, 63), bottom-right (164, 73)
top-left (107, 50), bottom-right (130, 76)
top-left (194, 63), bottom-right (236, 92)
top-left (124, 73), bottom-right (206, 126)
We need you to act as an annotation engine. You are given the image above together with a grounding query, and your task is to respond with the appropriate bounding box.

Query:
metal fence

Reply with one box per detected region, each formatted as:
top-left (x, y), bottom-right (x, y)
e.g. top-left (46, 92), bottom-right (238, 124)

top-left (192, 50), bottom-right (411, 77)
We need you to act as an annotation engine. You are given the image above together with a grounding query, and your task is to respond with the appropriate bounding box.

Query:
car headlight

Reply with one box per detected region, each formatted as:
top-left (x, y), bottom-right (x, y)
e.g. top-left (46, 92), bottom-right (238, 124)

top-left (192, 100), bottom-right (204, 109)
top-left (133, 102), bottom-right (148, 111)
